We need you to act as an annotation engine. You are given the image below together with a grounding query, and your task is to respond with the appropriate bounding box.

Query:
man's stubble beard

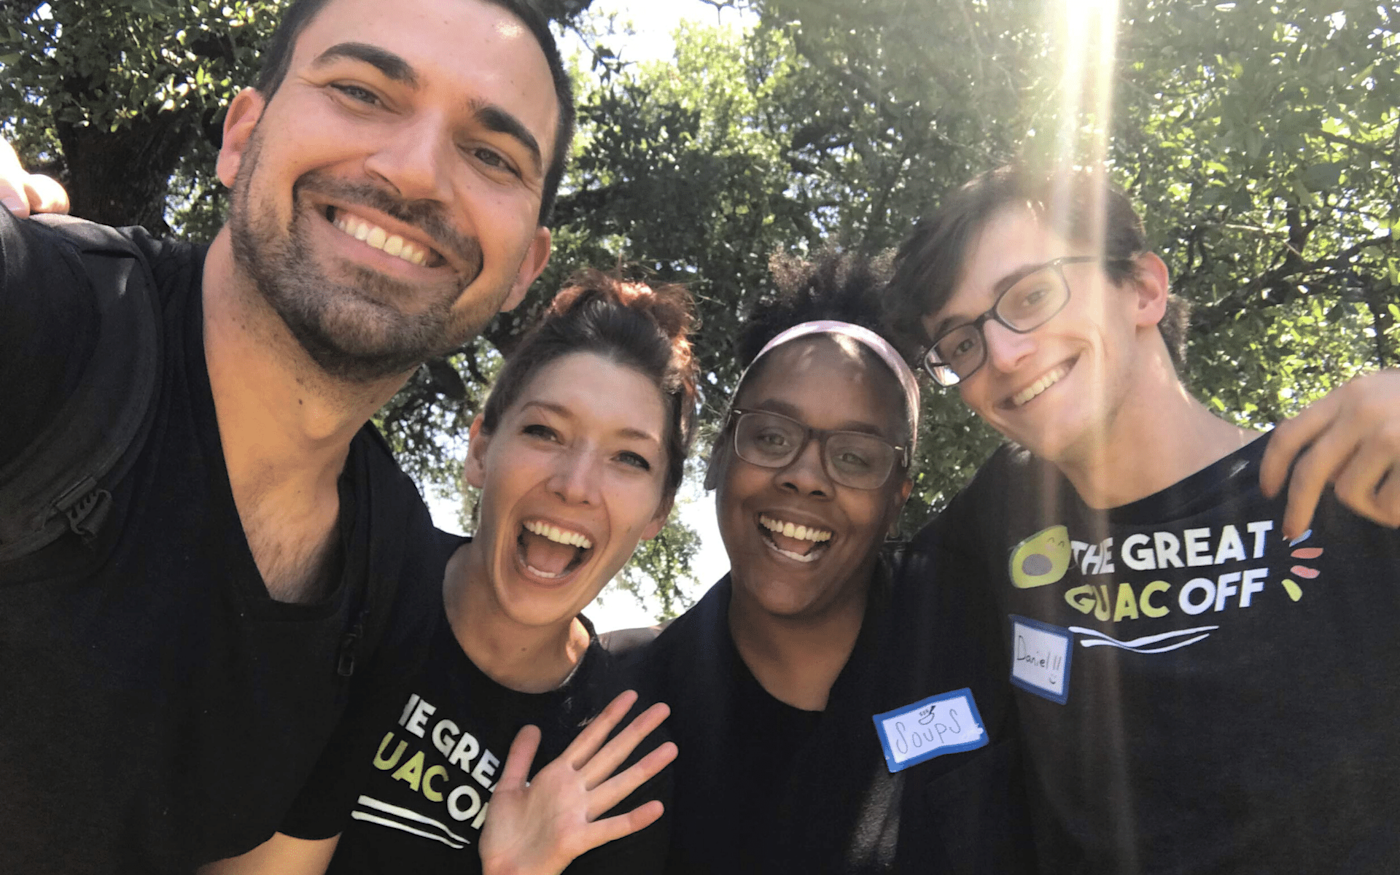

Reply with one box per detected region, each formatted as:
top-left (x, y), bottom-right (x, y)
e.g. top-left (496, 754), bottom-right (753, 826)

top-left (227, 128), bottom-right (506, 384)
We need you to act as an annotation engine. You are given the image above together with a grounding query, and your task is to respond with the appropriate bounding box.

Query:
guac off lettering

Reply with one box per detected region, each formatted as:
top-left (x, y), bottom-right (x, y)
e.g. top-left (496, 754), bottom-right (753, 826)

top-left (370, 693), bottom-right (501, 828)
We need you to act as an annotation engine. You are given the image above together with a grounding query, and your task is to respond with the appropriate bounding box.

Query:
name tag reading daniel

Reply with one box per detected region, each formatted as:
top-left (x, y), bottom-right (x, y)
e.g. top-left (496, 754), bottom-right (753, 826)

top-left (872, 688), bottom-right (988, 773)
top-left (1009, 614), bottom-right (1072, 704)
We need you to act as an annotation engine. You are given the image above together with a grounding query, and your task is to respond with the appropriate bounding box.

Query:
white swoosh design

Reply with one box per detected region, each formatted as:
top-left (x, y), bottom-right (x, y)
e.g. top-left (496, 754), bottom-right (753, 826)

top-left (353, 795), bottom-right (471, 848)
top-left (1068, 624), bottom-right (1220, 654)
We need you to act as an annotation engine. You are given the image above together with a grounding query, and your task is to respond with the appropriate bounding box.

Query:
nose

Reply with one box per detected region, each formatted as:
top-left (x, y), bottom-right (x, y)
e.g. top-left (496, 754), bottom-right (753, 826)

top-left (982, 320), bottom-right (1037, 373)
top-left (549, 448), bottom-right (602, 506)
top-left (776, 435), bottom-right (834, 498)
top-left (363, 113), bottom-right (453, 204)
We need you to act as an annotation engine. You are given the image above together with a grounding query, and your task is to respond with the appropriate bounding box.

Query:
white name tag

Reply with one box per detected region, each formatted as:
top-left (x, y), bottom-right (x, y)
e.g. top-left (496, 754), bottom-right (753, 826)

top-left (872, 688), bottom-right (988, 773)
top-left (1009, 615), bottom-right (1072, 704)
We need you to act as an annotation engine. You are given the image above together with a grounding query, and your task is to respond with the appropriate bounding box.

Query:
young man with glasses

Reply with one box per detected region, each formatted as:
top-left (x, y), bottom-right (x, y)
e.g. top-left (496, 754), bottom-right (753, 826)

top-left (885, 165), bottom-right (1400, 873)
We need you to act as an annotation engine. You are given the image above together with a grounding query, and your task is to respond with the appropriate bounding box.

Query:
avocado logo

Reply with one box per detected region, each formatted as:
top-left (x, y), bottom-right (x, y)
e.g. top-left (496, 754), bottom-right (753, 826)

top-left (1009, 525), bottom-right (1071, 589)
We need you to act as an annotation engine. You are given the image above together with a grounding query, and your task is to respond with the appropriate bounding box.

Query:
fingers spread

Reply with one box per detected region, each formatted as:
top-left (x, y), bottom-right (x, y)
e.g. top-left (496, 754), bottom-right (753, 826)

top-left (585, 800), bottom-right (666, 849)
top-left (587, 740), bottom-right (677, 820)
top-left (497, 724), bottom-right (543, 792)
top-left (565, 689), bottom-right (639, 770)
top-left (581, 702), bottom-right (671, 787)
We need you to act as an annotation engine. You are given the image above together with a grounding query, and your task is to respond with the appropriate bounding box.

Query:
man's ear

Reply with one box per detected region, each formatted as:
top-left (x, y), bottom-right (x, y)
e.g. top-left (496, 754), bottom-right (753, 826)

top-left (217, 88), bottom-right (267, 188)
top-left (641, 497), bottom-right (674, 542)
top-left (464, 415), bottom-right (492, 489)
top-left (500, 226), bottom-right (552, 312)
top-left (1132, 252), bottom-right (1171, 329)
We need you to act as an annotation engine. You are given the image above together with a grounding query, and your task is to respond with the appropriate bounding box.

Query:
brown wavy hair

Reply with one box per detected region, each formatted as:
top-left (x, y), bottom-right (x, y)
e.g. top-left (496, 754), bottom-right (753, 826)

top-left (479, 270), bottom-right (698, 501)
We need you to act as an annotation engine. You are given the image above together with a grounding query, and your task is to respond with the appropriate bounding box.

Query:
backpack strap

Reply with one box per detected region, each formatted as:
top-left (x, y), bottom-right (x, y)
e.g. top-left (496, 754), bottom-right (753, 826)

top-left (0, 215), bottom-right (162, 561)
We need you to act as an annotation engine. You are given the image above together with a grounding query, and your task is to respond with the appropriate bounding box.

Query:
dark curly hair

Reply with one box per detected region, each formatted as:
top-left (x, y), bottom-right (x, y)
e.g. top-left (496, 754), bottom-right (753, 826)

top-left (737, 247), bottom-right (912, 366)
top-left (480, 270), bottom-right (698, 501)
top-left (726, 247), bottom-right (913, 454)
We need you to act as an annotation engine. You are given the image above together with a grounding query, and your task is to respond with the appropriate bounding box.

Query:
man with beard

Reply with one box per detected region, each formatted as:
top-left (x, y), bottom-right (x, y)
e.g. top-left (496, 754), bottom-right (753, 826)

top-left (0, 0), bottom-right (571, 871)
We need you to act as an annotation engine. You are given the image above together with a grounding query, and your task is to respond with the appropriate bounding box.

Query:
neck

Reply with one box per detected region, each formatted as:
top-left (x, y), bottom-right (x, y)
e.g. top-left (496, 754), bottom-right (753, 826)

top-left (203, 231), bottom-right (414, 493)
top-left (726, 565), bottom-right (873, 711)
top-left (445, 541), bottom-right (589, 694)
top-left (1055, 350), bottom-right (1258, 509)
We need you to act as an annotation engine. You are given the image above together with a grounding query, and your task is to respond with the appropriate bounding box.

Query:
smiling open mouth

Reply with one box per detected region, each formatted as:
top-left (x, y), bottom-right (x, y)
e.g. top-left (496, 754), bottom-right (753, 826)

top-left (758, 513), bottom-right (832, 564)
top-left (1011, 361), bottom-right (1073, 407)
top-left (517, 519), bottom-right (594, 580)
top-left (326, 206), bottom-right (445, 268)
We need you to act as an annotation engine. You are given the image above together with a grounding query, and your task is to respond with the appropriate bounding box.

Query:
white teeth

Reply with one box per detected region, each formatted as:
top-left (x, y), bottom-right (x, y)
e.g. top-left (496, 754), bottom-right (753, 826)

top-left (759, 514), bottom-right (831, 543)
top-left (1012, 364), bottom-right (1071, 407)
top-left (332, 210), bottom-right (434, 267)
top-left (768, 541), bottom-right (821, 563)
top-left (522, 520), bottom-right (593, 550)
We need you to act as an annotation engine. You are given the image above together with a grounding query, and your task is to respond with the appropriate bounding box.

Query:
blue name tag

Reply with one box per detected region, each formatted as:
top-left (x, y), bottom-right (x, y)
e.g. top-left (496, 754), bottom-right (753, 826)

top-left (1008, 614), bottom-right (1073, 704)
top-left (872, 688), bottom-right (989, 773)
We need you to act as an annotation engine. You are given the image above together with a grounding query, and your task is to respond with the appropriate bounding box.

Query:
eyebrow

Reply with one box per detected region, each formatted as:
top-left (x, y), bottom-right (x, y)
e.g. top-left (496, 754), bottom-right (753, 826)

top-left (311, 42), bottom-right (419, 88)
top-left (752, 400), bottom-right (889, 439)
top-left (471, 101), bottom-right (543, 176)
top-left (520, 401), bottom-right (662, 446)
top-left (929, 260), bottom-right (1047, 340)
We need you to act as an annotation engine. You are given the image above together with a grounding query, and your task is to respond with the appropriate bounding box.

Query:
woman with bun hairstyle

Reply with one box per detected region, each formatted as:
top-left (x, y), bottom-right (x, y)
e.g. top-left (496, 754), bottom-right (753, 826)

top-left (206, 271), bottom-right (699, 875)
top-left (638, 251), bottom-right (1033, 874)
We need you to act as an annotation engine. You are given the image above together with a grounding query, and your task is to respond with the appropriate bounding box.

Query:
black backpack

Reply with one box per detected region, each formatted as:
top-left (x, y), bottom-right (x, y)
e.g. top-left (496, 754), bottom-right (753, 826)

top-left (0, 214), bottom-right (161, 562)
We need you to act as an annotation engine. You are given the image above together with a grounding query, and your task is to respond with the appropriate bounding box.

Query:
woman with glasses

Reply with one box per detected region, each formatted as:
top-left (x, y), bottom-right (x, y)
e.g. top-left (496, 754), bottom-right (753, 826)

top-left (637, 252), bottom-right (1033, 874)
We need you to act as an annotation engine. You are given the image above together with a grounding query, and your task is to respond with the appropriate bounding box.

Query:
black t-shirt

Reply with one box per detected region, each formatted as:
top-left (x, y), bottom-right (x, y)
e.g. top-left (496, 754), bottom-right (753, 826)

top-left (640, 561), bottom-right (1034, 875)
top-left (282, 534), bottom-right (671, 875)
top-left (926, 437), bottom-right (1400, 874)
top-left (0, 210), bottom-right (440, 873)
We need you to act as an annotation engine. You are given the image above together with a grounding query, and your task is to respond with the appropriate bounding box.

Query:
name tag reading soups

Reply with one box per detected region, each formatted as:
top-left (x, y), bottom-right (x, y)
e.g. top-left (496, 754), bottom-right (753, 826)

top-left (872, 688), bottom-right (988, 773)
top-left (1009, 615), bottom-right (1072, 704)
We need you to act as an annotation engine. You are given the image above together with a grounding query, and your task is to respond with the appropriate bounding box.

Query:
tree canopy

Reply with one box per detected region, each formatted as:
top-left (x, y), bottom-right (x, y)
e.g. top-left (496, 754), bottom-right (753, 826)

top-left (5, 0), bottom-right (1396, 617)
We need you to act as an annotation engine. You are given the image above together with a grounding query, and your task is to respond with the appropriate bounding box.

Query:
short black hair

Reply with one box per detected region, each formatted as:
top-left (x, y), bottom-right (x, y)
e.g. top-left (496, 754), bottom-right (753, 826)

top-left (740, 247), bottom-right (905, 365)
top-left (735, 247), bottom-right (912, 451)
top-left (886, 165), bottom-right (1189, 370)
top-left (253, 0), bottom-right (576, 224)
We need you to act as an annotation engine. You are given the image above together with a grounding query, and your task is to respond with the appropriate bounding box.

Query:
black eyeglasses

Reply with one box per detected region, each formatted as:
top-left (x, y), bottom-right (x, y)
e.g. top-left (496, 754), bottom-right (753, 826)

top-left (728, 409), bottom-right (908, 490)
top-left (922, 256), bottom-right (1127, 387)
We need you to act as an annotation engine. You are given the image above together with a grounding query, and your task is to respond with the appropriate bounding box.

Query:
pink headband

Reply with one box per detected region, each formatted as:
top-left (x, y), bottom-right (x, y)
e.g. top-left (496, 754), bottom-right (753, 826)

top-left (733, 320), bottom-right (921, 458)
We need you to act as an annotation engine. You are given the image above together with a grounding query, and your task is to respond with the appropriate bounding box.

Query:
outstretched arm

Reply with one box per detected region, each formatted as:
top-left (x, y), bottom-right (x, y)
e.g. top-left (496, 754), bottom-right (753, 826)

top-left (0, 140), bottom-right (70, 217)
top-left (1261, 369), bottom-right (1400, 539)
top-left (480, 690), bottom-right (677, 875)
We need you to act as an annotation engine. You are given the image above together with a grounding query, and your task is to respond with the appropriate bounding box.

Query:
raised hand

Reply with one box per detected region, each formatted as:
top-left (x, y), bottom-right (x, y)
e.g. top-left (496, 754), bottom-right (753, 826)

top-left (1261, 369), bottom-right (1400, 539)
top-left (0, 139), bottom-right (70, 218)
top-left (479, 690), bottom-right (677, 875)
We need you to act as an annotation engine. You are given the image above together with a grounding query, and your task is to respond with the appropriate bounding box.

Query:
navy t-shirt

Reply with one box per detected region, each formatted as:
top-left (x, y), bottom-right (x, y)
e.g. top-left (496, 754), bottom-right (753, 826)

top-left (0, 209), bottom-right (440, 873)
top-left (926, 437), bottom-right (1400, 873)
top-left (282, 533), bottom-right (672, 875)
top-left (641, 561), bottom-right (1034, 874)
